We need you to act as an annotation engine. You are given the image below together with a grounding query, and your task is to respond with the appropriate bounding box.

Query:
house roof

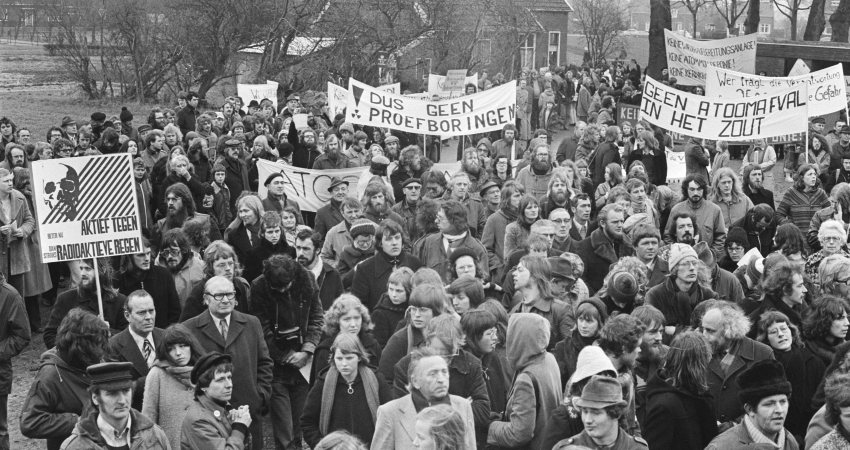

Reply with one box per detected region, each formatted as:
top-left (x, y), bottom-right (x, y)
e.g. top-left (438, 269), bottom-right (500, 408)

top-left (520, 0), bottom-right (573, 12)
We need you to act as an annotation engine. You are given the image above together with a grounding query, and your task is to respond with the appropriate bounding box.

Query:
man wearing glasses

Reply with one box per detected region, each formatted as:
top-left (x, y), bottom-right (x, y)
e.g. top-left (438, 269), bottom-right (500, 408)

top-left (391, 177), bottom-right (422, 241)
top-left (184, 275), bottom-right (273, 450)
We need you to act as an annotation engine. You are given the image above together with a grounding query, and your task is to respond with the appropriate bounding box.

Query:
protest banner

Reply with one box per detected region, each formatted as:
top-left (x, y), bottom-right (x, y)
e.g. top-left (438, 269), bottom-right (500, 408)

top-left (346, 78), bottom-right (516, 137)
top-left (443, 70), bottom-right (468, 92)
top-left (705, 64), bottom-right (846, 116)
top-left (328, 82), bottom-right (402, 120)
top-left (617, 104), bottom-right (641, 128)
top-left (789, 59), bottom-right (811, 76)
top-left (237, 80), bottom-right (279, 111)
top-left (428, 73), bottom-right (479, 99)
top-left (638, 75), bottom-right (808, 140)
top-left (664, 30), bottom-right (757, 86)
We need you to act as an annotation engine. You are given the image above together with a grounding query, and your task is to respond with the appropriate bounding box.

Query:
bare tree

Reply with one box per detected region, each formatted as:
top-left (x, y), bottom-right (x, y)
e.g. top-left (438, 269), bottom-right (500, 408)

top-left (648, 0), bottom-right (672, 79)
top-left (572, 0), bottom-right (629, 66)
top-left (830, 0), bottom-right (850, 41)
top-left (252, 0), bottom-right (331, 81)
top-left (674, 0), bottom-right (708, 38)
top-left (43, 0), bottom-right (110, 99)
top-left (773, 0), bottom-right (811, 40)
top-left (712, 0), bottom-right (750, 35)
top-left (743, 0), bottom-right (760, 34)
top-left (804, 0), bottom-right (826, 40)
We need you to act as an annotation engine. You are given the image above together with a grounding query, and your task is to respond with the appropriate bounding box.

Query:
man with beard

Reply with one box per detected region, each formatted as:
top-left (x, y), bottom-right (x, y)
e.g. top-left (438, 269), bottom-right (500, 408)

top-left (43, 259), bottom-right (128, 349)
top-left (742, 164), bottom-right (775, 209)
top-left (459, 147), bottom-right (487, 194)
top-left (312, 134), bottom-right (354, 170)
top-left (338, 122), bottom-right (355, 153)
top-left (21, 309), bottom-right (109, 450)
top-left (147, 108), bottom-right (168, 131)
top-left (630, 223), bottom-right (668, 289)
top-left (695, 241), bottom-right (744, 304)
top-left (422, 169), bottom-right (448, 200)
top-left (557, 121), bottom-right (586, 164)
top-left (646, 243), bottom-right (716, 338)
top-left (351, 220), bottom-right (422, 310)
top-left (665, 174), bottom-right (727, 256)
top-left (574, 204), bottom-right (634, 293)
top-left (491, 124), bottom-right (521, 159)
top-left (700, 303), bottom-right (775, 427)
top-left (221, 139), bottom-right (249, 212)
top-left (591, 126), bottom-right (623, 188)
top-left (261, 172), bottom-right (302, 220)
top-left (830, 125), bottom-right (850, 171)
top-left (657, 212), bottom-right (700, 261)
top-left (598, 314), bottom-right (646, 438)
top-left (390, 145), bottom-right (428, 201)
top-left (289, 120), bottom-right (320, 169)
top-left (114, 239), bottom-right (181, 327)
top-left (0, 144), bottom-right (28, 170)
top-left (314, 178), bottom-right (349, 237)
top-left (446, 173), bottom-right (487, 238)
top-left (361, 181), bottom-right (405, 226)
top-left (515, 143), bottom-right (555, 198)
top-left (89, 112), bottom-right (106, 143)
top-left (155, 228), bottom-right (205, 304)
top-left (294, 227), bottom-right (343, 309)
top-left (540, 170), bottom-right (571, 218)
top-left (321, 197), bottom-right (364, 268)
top-left (152, 182), bottom-right (221, 251)
top-left (414, 199), bottom-right (490, 283)
top-left (105, 290), bottom-right (166, 411)
top-left (391, 178), bottom-right (422, 240)
top-left (384, 135), bottom-right (401, 161)
top-left (631, 305), bottom-right (668, 424)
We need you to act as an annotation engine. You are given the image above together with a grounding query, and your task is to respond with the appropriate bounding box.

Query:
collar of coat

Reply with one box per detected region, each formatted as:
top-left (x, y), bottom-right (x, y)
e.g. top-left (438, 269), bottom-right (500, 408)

top-left (72, 404), bottom-right (157, 446)
top-left (590, 228), bottom-right (630, 262)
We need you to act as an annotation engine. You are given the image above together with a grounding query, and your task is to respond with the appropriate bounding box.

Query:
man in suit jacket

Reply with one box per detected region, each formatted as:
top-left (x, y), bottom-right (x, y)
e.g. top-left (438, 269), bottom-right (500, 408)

top-left (183, 276), bottom-right (274, 450)
top-left (569, 193), bottom-right (597, 242)
top-left (107, 290), bottom-right (164, 411)
top-left (371, 349), bottom-right (476, 450)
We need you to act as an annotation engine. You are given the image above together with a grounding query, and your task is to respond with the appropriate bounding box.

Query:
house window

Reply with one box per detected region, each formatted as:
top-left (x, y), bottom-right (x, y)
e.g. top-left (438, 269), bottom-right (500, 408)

top-left (706, 23), bottom-right (716, 31)
top-left (23, 9), bottom-right (34, 27)
top-left (476, 39), bottom-right (491, 65)
top-left (548, 32), bottom-right (560, 67)
top-left (0, 9), bottom-right (7, 22)
top-left (759, 23), bottom-right (770, 34)
top-left (520, 34), bottom-right (535, 70)
top-left (671, 9), bottom-right (678, 18)
top-left (676, 22), bottom-right (683, 31)
top-left (416, 58), bottom-right (432, 83)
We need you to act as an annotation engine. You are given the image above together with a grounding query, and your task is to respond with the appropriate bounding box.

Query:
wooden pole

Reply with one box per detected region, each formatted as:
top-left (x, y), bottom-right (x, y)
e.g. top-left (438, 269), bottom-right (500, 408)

top-left (93, 258), bottom-right (104, 321)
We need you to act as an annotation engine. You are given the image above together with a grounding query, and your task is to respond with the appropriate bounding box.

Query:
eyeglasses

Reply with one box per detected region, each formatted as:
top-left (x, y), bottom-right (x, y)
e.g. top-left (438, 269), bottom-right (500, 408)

top-left (822, 236), bottom-right (844, 243)
top-left (160, 248), bottom-right (181, 257)
top-left (205, 292), bottom-right (236, 302)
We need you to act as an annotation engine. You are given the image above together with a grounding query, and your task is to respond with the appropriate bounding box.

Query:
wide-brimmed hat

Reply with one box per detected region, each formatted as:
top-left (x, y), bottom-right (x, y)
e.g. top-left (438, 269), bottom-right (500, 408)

top-left (573, 375), bottom-right (626, 409)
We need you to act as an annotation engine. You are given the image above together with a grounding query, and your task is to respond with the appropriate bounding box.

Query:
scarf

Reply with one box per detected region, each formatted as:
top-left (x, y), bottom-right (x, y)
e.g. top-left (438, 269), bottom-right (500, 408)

top-left (319, 365), bottom-right (380, 435)
top-left (410, 387), bottom-right (451, 413)
top-left (744, 414), bottom-right (785, 448)
top-left (154, 360), bottom-right (195, 389)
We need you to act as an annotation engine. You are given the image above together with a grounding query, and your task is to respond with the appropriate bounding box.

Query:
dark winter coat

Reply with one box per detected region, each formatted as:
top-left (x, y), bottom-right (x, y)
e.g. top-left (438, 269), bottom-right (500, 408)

top-left (221, 156), bottom-right (249, 211)
top-left (573, 228), bottom-right (635, 293)
top-left (590, 141), bottom-right (621, 187)
top-left (243, 237), bottom-right (296, 283)
top-left (0, 281), bottom-right (29, 394)
top-left (314, 200), bottom-right (344, 238)
top-left (115, 266), bottom-right (182, 328)
top-left (371, 294), bottom-right (407, 348)
top-left (643, 370), bottom-right (718, 450)
top-left (732, 214), bottom-right (776, 257)
top-left (311, 332), bottom-right (382, 385)
top-left (552, 328), bottom-right (597, 388)
top-left (351, 250), bottom-right (422, 311)
top-left (178, 275), bottom-right (250, 321)
top-left (224, 222), bottom-right (259, 270)
top-left (707, 337), bottom-right (774, 423)
top-left (645, 276), bottom-right (716, 335)
top-left (44, 288), bottom-right (128, 349)
top-left (775, 344), bottom-right (826, 445)
top-left (378, 326), bottom-right (424, 384)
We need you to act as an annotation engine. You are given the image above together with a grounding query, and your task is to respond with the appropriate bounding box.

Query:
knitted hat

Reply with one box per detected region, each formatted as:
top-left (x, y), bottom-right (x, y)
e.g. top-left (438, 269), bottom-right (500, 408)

top-left (278, 142), bottom-right (294, 158)
top-left (726, 226), bottom-right (748, 248)
top-left (577, 297), bottom-right (608, 323)
top-left (737, 359), bottom-right (792, 407)
top-left (120, 107), bottom-right (133, 122)
top-left (212, 162), bottom-right (226, 174)
top-left (384, 135), bottom-right (399, 145)
top-left (746, 256), bottom-right (765, 284)
top-left (569, 346), bottom-right (616, 385)
top-left (608, 271), bottom-right (638, 304)
top-left (339, 122), bottom-right (354, 134)
top-left (349, 219), bottom-right (377, 239)
top-left (668, 243), bottom-right (698, 269)
top-left (230, 121), bottom-right (245, 131)
top-left (90, 112), bottom-right (106, 122)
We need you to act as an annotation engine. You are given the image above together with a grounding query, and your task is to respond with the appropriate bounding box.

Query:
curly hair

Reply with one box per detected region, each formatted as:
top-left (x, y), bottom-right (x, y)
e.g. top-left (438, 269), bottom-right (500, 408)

top-left (606, 185), bottom-right (630, 205)
top-left (183, 217), bottom-right (211, 251)
top-left (314, 431), bottom-right (367, 450)
top-left (415, 405), bottom-right (468, 450)
top-left (156, 323), bottom-right (206, 365)
top-left (322, 294), bottom-right (374, 335)
top-left (707, 302), bottom-right (751, 341)
top-left (680, 173), bottom-right (708, 201)
top-left (440, 200), bottom-right (468, 234)
top-left (761, 261), bottom-right (803, 301)
top-left (491, 155), bottom-right (513, 179)
top-left (774, 223), bottom-right (806, 258)
top-left (598, 314), bottom-right (646, 358)
top-left (665, 331), bottom-right (711, 394)
top-left (824, 373), bottom-right (850, 426)
top-left (601, 256), bottom-right (649, 299)
top-left (414, 197), bottom-right (440, 240)
top-left (56, 308), bottom-right (110, 368)
top-left (803, 295), bottom-right (850, 341)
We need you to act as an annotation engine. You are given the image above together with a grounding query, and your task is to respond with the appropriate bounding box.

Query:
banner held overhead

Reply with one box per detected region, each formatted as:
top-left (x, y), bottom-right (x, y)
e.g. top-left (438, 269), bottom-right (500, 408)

top-left (664, 29), bottom-right (757, 86)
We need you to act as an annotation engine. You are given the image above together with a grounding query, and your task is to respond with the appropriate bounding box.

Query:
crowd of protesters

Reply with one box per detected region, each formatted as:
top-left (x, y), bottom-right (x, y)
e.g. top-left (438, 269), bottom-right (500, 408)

top-left (0, 56), bottom-right (848, 450)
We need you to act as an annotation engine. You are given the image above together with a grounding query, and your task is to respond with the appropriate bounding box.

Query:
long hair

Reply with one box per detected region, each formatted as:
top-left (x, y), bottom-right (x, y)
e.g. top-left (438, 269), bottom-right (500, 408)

top-left (761, 261), bottom-right (802, 302)
top-left (774, 223), bottom-right (806, 257)
top-left (680, 173), bottom-right (708, 201)
top-left (498, 181), bottom-right (524, 211)
top-left (803, 295), bottom-right (850, 341)
top-left (322, 294), bottom-right (374, 336)
top-left (605, 162), bottom-right (623, 186)
top-left (424, 314), bottom-right (465, 355)
top-left (516, 194), bottom-right (540, 226)
top-left (330, 332), bottom-right (371, 365)
top-left (165, 182), bottom-right (196, 216)
top-left (709, 167), bottom-right (744, 203)
top-left (478, 299), bottom-right (508, 349)
top-left (202, 240), bottom-right (242, 278)
top-left (756, 311), bottom-right (803, 349)
top-left (794, 163), bottom-right (822, 192)
top-left (156, 323), bottom-right (206, 365)
top-left (229, 193), bottom-right (264, 231)
top-left (664, 331), bottom-right (711, 394)
top-left (56, 308), bottom-right (110, 368)
top-left (414, 198), bottom-right (440, 239)
top-left (519, 255), bottom-right (553, 299)
top-left (416, 405), bottom-right (468, 450)
top-left (491, 154), bottom-right (513, 179)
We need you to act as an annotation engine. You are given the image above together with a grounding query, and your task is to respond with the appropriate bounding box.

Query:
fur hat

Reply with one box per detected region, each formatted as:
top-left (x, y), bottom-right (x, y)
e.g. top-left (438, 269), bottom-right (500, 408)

top-left (737, 359), bottom-right (792, 407)
top-left (668, 243), bottom-right (698, 269)
top-left (449, 247), bottom-right (478, 268)
top-left (608, 271), bottom-right (638, 304)
top-left (120, 107), bottom-right (133, 123)
top-left (370, 155), bottom-right (390, 176)
top-left (630, 222), bottom-right (661, 246)
top-left (349, 219), bottom-right (377, 239)
top-left (90, 112), bottom-right (106, 122)
top-left (726, 226), bottom-right (748, 248)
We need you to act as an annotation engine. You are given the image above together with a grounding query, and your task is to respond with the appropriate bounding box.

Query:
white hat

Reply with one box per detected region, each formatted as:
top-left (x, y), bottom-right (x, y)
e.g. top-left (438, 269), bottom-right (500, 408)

top-left (569, 345), bottom-right (616, 385)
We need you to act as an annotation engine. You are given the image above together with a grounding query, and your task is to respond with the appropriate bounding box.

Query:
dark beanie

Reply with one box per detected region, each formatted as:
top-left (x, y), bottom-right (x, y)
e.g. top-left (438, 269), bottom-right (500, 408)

top-left (737, 359), bottom-right (792, 407)
top-left (91, 112), bottom-right (106, 122)
top-left (726, 226), bottom-right (748, 248)
top-left (577, 297), bottom-right (608, 323)
top-left (608, 271), bottom-right (638, 304)
top-left (120, 107), bottom-right (133, 123)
